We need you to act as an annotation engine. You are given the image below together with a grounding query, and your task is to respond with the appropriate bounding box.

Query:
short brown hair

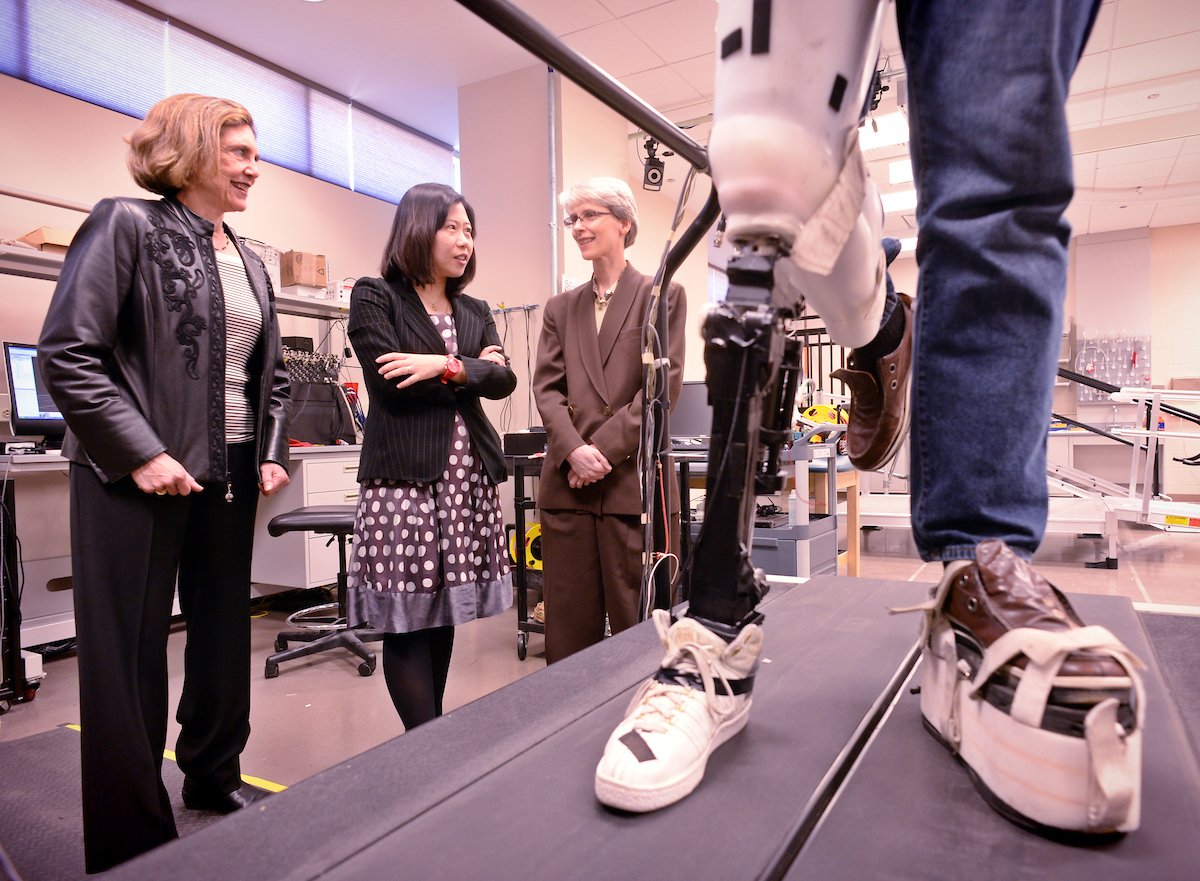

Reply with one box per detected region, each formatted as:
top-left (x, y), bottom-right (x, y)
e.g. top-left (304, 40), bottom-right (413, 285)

top-left (381, 183), bottom-right (477, 295)
top-left (126, 94), bottom-right (255, 198)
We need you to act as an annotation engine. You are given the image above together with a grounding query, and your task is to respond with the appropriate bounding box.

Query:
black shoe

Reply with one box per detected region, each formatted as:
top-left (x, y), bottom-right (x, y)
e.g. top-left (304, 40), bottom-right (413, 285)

top-left (181, 778), bottom-right (271, 814)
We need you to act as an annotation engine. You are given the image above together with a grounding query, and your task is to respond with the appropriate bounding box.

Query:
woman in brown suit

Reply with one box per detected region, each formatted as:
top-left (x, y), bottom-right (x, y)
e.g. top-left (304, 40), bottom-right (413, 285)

top-left (533, 177), bottom-right (686, 663)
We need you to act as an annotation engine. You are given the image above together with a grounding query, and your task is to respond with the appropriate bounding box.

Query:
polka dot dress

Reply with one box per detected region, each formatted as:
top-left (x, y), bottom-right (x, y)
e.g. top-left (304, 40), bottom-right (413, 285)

top-left (346, 313), bottom-right (512, 632)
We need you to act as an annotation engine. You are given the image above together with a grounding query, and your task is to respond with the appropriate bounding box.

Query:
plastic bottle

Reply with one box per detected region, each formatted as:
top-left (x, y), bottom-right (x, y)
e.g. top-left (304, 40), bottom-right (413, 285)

top-left (788, 490), bottom-right (799, 525)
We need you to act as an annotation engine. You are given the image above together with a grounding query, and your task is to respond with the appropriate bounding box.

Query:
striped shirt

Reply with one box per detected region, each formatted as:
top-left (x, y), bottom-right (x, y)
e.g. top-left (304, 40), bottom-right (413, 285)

top-left (216, 247), bottom-right (263, 443)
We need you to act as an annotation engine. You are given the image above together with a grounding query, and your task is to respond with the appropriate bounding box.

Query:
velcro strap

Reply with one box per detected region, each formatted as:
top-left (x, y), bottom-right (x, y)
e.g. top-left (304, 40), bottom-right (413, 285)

top-left (1085, 698), bottom-right (1135, 829)
top-left (971, 626), bottom-right (1138, 729)
top-left (790, 143), bottom-right (867, 276)
top-left (655, 668), bottom-right (754, 697)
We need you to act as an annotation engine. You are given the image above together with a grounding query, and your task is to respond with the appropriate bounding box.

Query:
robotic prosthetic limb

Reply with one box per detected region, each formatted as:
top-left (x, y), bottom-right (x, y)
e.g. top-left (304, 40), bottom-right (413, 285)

top-left (596, 257), bottom-right (798, 812)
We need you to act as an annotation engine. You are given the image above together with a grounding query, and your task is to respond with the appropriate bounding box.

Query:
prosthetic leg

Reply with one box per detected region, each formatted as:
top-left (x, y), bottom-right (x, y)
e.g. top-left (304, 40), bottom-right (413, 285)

top-left (595, 0), bottom-right (889, 813)
top-left (597, 0), bottom-right (1143, 834)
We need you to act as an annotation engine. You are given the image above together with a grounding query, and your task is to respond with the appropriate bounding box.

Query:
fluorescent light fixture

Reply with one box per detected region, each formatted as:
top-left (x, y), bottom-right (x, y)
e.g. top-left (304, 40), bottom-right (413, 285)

top-left (899, 237), bottom-right (917, 252)
top-left (889, 159), bottom-right (913, 184)
top-left (859, 111), bottom-right (909, 151)
top-left (881, 189), bottom-right (917, 213)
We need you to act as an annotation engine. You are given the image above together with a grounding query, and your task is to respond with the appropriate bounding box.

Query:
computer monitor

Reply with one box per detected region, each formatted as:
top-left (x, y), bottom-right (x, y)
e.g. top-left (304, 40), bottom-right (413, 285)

top-left (3, 341), bottom-right (66, 448)
top-left (670, 380), bottom-right (714, 439)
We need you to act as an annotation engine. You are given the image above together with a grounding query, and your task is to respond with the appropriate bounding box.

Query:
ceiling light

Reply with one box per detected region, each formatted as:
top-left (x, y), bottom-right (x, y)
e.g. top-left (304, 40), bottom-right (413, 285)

top-left (859, 111), bottom-right (909, 150)
top-left (881, 189), bottom-right (918, 213)
top-left (889, 160), bottom-right (913, 184)
top-left (899, 237), bottom-right (917, 252)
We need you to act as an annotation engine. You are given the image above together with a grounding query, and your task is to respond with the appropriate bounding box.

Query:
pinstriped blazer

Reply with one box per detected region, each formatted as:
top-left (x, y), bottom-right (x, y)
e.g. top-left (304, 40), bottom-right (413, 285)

top-left (348, 276), bottom-right (516, 486)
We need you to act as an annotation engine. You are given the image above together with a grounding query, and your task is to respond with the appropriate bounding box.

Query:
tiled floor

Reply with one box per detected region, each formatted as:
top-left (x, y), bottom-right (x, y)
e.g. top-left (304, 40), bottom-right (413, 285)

top-left (1, 515), bottom-right (1197, 794)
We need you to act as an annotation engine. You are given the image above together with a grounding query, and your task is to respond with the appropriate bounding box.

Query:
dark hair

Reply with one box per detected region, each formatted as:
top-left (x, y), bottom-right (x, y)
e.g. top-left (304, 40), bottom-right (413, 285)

top-left (381, 183), bottom-right (477, 295)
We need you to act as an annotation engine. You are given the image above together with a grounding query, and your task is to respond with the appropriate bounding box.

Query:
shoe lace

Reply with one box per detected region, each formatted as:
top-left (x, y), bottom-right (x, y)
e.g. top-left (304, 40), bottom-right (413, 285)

top-left (628, 640), bottom-right (734, 734)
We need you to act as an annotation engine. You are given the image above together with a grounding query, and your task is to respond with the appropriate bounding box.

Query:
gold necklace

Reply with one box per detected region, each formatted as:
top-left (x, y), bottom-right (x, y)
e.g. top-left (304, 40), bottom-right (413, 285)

top-left (418, 292), bottom-right (448, 313)
top-left (214, 230), bottom-right (230, 251)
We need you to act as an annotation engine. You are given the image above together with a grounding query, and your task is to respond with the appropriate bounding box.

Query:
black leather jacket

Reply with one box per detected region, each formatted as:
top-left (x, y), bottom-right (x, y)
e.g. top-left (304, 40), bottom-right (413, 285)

top-left (39, 196), bottom-right (290, 486)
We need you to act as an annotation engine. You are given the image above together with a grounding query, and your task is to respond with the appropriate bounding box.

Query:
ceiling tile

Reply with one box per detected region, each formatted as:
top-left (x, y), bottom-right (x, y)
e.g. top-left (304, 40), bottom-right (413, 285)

top-left (1111, 0), bottom-right (1200, 49)
top-left (598, 0), bottom-right (674, 16)
top-left (1096, 139), bottom-right (1183, 167)
top-left (619, 66), bottom-right (704, 111)
top-left (1181, 136), bottom-right (1200, 155)
top-left (1081, 1), bottom-right (1117, 56)
top-left (1149, 201), bottom-right (1200, 227)
top-left (1067, 93), bottom-right (1105, 127)
top-left (1075, 152), bottom-right (1098, 188)
top-left (1094, 157), bottom-right (1174, 188)
top-left (1071, 53), bottom-right (1111, 95)
top-left (1088, 201), bottom-right (1156, 232)
top-left (1168, 152), bottom-right (1200, 184)
top-left (621, 0), bottom-right (719, 65)
top-left (1102, 75), bottom-right (1200, 120)
top-left (1064, 200), bottom-right (1093, 235)
top-left (1106, 32), bottom-right (1200, 88)
top-left (513, 0), bottom-right (615, 35)
top-left (672, 53), bottom-right (716, 97)
top-left (561, 20), bottom-right (664, 77)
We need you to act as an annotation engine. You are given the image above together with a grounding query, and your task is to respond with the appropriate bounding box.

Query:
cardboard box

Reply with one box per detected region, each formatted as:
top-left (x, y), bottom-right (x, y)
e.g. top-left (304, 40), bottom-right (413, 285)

top-left (280, 251), bottom-right (327, 288)
top-left (242, 239), bottom-right (282, 294)
top-left (18, 227), bottom-right (72, 255)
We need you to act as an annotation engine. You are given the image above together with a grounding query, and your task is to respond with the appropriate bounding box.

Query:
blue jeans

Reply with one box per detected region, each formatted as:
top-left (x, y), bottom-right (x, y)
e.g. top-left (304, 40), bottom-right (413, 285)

top-left (897, 0), bottom-right (1101, 561)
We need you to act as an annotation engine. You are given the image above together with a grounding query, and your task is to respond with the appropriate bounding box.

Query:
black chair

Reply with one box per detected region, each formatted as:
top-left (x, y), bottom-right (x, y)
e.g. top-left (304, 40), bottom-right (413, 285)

top-left (263, 505), bottom-right (385, 678)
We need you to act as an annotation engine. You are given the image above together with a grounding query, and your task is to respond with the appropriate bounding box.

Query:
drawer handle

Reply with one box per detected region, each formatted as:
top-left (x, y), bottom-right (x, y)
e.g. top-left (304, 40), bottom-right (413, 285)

top-left (344, 491), bottom-right (358, 502)
top-left (343, 463), bottom-right (358, 473)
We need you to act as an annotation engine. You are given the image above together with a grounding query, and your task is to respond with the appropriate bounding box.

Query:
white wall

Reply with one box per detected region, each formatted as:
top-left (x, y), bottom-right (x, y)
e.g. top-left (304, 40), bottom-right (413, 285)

top-left (1150, 222), bottom-right (1200, 498)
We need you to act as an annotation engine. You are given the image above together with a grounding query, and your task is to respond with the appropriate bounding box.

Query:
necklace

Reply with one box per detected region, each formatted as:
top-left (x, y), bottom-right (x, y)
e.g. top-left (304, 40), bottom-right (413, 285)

top-left (214, 230), bottom-right (230, 251)
top-left (595, 278), bottom-right (617, 306)
top-left (418, 293), bottom-right (448, 314)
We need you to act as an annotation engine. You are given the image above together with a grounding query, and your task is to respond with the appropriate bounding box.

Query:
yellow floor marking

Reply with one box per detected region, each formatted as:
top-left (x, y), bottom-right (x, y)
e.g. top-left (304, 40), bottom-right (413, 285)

top-left (61, 724), bottom-right (286, 791)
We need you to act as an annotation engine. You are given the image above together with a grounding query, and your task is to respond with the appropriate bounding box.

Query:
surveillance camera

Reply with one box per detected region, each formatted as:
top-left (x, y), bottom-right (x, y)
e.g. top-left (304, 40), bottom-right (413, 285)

top-left (644, 158), bottom-right (664, 191)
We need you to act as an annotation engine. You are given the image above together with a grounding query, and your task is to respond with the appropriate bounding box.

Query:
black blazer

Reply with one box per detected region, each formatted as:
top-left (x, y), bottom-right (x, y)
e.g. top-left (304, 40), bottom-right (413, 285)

top-left (348, 276), bottom-right (516, 485)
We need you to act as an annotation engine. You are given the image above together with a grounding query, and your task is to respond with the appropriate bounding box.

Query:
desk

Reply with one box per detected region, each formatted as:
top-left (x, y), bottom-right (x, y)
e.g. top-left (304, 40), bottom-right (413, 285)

top-left (0, 446), bottom-right (362, 653)
top-left (0, 453), bottom-right (73, 649)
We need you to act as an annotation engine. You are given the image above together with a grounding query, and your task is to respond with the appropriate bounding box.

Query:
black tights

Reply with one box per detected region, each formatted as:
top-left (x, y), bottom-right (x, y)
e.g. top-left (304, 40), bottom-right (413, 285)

top-left (381, 626), bottom-right (455, 730)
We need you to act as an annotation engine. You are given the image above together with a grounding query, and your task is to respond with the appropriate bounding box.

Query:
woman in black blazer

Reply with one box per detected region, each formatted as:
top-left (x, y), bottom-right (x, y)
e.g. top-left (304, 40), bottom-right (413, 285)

top-left (347, 183), bottom-right (516, 728)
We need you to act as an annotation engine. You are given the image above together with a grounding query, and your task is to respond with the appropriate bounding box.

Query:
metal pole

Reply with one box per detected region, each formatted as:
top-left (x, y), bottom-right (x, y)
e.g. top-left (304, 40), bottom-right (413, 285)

top-left (453, 0), bottom-right (708, 173)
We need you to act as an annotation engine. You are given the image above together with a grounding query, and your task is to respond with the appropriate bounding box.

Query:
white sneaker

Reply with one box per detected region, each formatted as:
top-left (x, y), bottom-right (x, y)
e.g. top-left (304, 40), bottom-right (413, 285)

top-left (595, 610), bottom-right (764, 812)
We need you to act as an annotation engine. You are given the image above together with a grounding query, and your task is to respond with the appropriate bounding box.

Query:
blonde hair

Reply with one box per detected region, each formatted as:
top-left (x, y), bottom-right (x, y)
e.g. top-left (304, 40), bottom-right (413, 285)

top-left (126, 94), bottom-right (255, 197)
top-left (559, 177), bottom-right (639, 247)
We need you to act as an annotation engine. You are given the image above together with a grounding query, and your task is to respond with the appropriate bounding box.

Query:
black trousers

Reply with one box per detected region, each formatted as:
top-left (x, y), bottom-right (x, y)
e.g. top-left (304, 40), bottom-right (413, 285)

top-left (70, 443), bottom-right (260, 874)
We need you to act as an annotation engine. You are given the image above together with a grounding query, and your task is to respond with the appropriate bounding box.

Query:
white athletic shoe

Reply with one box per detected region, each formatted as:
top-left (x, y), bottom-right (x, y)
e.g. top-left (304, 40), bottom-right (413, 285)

top-left (897, 541), bottom-right (1145, 836)
top-left (595, 610), bottom-right (764, 812)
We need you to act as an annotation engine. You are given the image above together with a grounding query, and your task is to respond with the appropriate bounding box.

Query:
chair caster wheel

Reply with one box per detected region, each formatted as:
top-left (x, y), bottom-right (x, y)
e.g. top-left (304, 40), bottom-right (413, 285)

top-left (274, 638), bottom-right (287, 652)
top-left (265, 663), bottom-right (279, 679)
top-left (358, 662), bottom-right (373, 677)
top-left (517, 631), bottom-right (528, 661)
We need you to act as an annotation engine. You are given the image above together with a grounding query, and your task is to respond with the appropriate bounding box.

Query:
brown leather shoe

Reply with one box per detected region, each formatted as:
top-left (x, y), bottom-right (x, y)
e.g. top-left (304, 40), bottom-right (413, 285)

top-left (831, 293), bottom-right (913, 471)
top-left (943, 540), bottom-right (1132, 735)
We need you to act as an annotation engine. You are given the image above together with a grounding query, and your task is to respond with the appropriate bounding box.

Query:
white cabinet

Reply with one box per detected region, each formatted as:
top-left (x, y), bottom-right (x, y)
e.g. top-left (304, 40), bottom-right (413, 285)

top-left (251, 446), bottom-right (361, 594)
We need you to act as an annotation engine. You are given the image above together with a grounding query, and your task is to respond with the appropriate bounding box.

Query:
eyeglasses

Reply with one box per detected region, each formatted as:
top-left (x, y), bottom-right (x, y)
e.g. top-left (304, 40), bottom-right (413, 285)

top-left (563, 210), bottom-right (613, 229)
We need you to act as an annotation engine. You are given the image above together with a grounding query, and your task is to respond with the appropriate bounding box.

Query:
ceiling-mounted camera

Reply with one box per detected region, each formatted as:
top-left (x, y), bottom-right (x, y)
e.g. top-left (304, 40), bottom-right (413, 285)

top-left (643, 137), bottom-right (665, 191)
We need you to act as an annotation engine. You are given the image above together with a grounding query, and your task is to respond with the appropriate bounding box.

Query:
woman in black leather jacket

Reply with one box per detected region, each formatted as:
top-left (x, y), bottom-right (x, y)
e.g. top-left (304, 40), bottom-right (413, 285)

top-left (38, 94), bottom-right (290, 874)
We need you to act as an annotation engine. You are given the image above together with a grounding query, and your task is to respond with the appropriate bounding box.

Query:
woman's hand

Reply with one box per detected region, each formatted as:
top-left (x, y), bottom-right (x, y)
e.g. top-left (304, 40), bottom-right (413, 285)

top-left (132, 452), bottom-right (204, 496)
top-left (376, 352), bottom-right (447, 389)
top-left (478, 345), bottom-right (507, 367)
top-left (565, 443), bottom-right (612, 489)
top-left (259, 463), bottom-right (290, 497)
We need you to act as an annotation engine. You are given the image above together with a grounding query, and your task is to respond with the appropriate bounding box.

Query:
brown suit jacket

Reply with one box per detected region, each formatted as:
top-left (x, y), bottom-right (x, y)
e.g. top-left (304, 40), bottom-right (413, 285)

top-left (533, 263), bottom-right (686, 516)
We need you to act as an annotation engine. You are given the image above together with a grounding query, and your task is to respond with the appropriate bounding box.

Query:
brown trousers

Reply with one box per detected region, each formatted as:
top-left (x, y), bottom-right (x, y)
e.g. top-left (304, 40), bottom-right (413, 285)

top-left (540, 508), bottom-right (680, 664)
